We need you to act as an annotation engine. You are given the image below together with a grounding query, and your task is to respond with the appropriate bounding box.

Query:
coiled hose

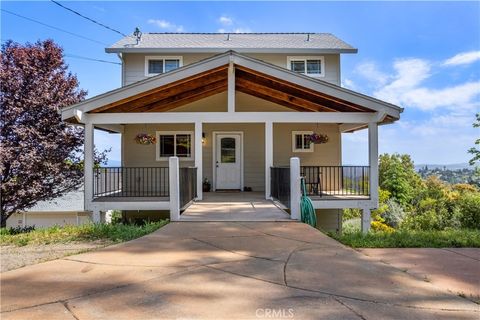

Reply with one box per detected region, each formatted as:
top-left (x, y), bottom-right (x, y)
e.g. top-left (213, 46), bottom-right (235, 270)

top-left (300, 177), bottom-right (317, 227)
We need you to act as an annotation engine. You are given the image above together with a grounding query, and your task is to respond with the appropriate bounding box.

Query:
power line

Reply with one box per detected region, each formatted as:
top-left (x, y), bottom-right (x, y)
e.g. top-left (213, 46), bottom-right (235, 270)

top-left (50, 0), bottom-right (127, 37)
top-left (64, 54), bottom-right (121, 65)
top-left (1, 9), bottom-right (108, 46)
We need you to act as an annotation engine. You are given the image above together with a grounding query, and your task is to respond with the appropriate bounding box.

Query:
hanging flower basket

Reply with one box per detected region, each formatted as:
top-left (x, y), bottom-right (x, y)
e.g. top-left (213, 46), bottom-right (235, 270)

top-left (135, 133), bottom-right (156, 145)
top-left (308, 133), bottom-right (329, 144)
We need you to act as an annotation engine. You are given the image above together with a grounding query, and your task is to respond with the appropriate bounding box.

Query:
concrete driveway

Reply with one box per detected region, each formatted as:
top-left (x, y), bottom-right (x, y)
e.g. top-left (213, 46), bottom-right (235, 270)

top-left (1, 222), bottom-right (479, 319)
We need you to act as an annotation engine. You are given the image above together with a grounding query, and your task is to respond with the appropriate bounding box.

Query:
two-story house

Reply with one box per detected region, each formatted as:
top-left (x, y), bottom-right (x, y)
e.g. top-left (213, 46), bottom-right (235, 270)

top-left (61, 33), bottom-right (402, 232)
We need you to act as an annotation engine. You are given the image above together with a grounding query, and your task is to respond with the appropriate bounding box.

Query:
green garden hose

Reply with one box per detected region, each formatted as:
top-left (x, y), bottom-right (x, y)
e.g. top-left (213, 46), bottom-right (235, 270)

top-left (300, 177), bottom-right (317, 227)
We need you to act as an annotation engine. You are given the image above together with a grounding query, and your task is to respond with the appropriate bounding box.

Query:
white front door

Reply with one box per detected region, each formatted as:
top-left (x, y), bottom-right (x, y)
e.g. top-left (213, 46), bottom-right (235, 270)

top-left (215, 134), bottom-right (242, 190)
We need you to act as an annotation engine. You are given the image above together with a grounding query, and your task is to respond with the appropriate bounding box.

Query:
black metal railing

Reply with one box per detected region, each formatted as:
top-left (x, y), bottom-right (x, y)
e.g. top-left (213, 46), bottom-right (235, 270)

top-left (301, 166), bottom-right (370, 198)
top-left (270, 167), bottom-right (291, 208)
top-left (179, 167), bottom-right (197, 209)
top-left (93, 167), bottom-right (169, 198)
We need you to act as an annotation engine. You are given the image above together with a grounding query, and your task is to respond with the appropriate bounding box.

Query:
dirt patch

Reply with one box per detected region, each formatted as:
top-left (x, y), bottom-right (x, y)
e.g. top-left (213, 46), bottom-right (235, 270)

top-left (1, 241), bottom-right (111, 272)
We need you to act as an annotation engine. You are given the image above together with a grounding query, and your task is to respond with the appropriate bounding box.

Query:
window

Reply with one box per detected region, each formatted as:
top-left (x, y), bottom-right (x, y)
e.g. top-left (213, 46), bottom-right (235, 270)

top-left (292, 131), bottom-right (314, 152)
top-left (287, 56), bottom-right (325, 77)
top-left (156, 131), bottom-right (193, 160)
top-left (145, 56), bottom-right (182, 76)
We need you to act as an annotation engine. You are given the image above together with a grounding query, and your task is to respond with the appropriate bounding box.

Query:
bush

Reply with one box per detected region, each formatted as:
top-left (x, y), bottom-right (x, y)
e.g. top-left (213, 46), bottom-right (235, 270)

top-left (371, 221), bottom-right (395, 233)
top-left (6, 225), bottom-right (36, 235)
top-left (381, 198), bottom-right (405, 228)
top-left (456, 193), bottom-right (480, 229)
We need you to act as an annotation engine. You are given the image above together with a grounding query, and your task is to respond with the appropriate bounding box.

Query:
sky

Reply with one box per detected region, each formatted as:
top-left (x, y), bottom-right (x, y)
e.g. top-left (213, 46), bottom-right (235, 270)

top-left (1, 1), bottom-right (479, 166)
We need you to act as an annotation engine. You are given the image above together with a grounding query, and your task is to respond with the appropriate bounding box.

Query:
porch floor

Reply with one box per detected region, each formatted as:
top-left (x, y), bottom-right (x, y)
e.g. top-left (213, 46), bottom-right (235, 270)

top-left (181, 192), bottom-right (291, 221)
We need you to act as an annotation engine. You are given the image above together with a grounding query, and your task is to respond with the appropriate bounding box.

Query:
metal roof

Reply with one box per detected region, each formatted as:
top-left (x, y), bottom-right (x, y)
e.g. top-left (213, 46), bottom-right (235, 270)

top-left (26, 188), bottom-right (84, 212)
top-left (106, 33), bottom-right (358, 54)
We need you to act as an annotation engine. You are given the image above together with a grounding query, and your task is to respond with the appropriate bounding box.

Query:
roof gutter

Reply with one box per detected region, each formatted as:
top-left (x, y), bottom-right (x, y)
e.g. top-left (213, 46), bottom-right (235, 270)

top-left (105, 47), bottom-right (358, 54)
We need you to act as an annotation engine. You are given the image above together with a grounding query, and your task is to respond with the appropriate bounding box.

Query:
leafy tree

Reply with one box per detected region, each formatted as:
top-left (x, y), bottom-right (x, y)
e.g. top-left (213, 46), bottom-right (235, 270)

top-left (378, 153), bottom-right (423, 207)
top-left (468, 113), bottom-right (479, 166)
top-left (0, 40), bottom-right (106, 227)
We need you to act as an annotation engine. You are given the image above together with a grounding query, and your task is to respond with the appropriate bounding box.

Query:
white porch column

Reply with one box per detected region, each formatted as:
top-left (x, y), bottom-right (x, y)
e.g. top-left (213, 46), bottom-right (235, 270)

top-left (364, 121), bottom-right (379, 233)
top-left (84, 122), bottom-right (94, 211)
top-left (368, 122), bottom-right (379, 205)
top-left (290, 157), bottom-right (301, 220)
top-left (361, 208), bottom-right (371, 234)
top-left (265, 121), bottom-right (273, 199)
top-left (195, 121), bottom-right (203, 200)
top-left (227, 61), bottom-right (235, 113)
top-left (169, 157), bottom-right (180, 221)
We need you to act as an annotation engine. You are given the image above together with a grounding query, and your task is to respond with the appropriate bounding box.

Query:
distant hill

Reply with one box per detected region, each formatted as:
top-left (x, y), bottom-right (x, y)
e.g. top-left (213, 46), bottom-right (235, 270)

top-left (106, 159), bottom-right (121, 167)
top-left (415, 163), bottom-right (472, 171)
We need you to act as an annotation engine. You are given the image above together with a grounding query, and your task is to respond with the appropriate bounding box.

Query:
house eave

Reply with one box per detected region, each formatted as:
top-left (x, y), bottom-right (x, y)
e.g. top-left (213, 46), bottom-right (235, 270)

top-left (105, 47), bottom-right (358, 54)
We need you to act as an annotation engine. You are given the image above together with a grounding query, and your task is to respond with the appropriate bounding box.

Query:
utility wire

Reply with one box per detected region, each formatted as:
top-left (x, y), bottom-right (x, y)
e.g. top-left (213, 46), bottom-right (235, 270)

top-left (64, 54), bottom-right (121, 65)
top-left (50, 0), bottom-right (127, 37)
top-left (1, 9), bottom-right (108, 46)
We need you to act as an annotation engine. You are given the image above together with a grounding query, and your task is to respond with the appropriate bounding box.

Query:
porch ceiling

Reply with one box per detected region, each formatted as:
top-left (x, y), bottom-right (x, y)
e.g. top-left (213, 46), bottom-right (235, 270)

top-left (90, 65), bottom-right (229, 113)
top-left (86, 64), bottom-right (378, 115)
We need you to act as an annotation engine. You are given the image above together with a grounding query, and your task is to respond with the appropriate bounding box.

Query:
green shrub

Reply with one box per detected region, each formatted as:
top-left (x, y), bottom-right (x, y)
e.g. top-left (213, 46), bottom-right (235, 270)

top-left (381, 198), bottom-right (405, 228)
top-left (343, 208), bottom-right (361, 221)
top-left (456, 193), bottom-right (480, 229)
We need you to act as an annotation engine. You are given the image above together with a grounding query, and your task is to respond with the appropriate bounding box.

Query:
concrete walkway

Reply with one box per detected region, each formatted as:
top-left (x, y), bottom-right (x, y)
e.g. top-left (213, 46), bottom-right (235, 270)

top-left (358, 248), bottom-right (480, 303)
top-left (1, 222), bottom-right (479, 319)
top-left (182, 192), bottom-right (291, 221)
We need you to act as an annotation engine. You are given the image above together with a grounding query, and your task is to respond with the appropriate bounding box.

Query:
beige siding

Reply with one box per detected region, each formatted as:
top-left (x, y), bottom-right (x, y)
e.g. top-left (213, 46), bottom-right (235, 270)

top-left (123, 53), bottom-right (341, 86)
top-left (235, 92), bottom-right (296, 112)
top-left (273, 123), bottom-right (341, 166)
top-left (123, 123), bottom-right (195, 167)
top-left (122, 122), bottom-right (342, 192)
top-left (7, 212), bottom-right (91, 228)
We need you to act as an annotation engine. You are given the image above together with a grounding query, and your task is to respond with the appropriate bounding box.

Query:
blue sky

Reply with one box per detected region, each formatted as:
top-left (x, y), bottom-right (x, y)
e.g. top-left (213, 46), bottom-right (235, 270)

top-left (2, 1), bottom-right (479, 165)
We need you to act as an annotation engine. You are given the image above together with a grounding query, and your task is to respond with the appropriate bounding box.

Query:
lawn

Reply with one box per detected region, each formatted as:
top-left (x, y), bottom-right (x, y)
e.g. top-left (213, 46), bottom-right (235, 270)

top-left (0, 220), bottom-right (169, 247)
top-left (329, 229), bottom-right (480, 248)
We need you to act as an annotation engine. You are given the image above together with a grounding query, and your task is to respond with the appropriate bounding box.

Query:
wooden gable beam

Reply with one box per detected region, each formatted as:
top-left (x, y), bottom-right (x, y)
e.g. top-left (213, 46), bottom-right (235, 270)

top-left (236, 66), bottom-right (372, 112)
top-left (130, 81), bottom-right (227, 113)
top-left (236, 77), bottom-right (336, 112)
top-left (90, 65), bottom-right (228, 113)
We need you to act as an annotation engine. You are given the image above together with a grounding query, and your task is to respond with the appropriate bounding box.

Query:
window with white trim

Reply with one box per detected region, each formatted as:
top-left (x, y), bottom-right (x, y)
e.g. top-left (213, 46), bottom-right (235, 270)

top-left (292, 131), bottom-right (314, 153)
top-left (145, 56), bottom-right (182, 76)
top-left (287, 56), bottom-right (325, 77)
top-left (156, 131), bottom-right (193, 160)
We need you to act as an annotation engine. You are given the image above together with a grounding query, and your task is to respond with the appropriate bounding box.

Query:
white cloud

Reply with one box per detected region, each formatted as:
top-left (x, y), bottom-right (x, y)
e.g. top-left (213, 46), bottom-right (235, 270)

top-left (219, 15), bottom-right (233, 26)
top-left (354, 62), bottom-right (389, 86)
top-left (147, 19), bottom-right (184, 32)
top-left (216, 15), bottom-right (251, 33)
top-left (443, 51), bottom-right (480, 66)
top-left (368, 58), bottom-right (480, 111)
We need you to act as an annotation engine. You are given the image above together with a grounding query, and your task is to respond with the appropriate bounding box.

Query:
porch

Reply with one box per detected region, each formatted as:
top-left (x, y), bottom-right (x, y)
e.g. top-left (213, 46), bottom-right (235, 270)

top-left (61, 51), bottom-right (402, 231)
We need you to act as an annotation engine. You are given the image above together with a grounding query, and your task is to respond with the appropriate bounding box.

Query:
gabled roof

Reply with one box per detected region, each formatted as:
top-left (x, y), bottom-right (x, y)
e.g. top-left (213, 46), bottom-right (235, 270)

top-left (106, 32), bottom-right (358, 54)
top-left (61, 51), bottom-right (402, 123)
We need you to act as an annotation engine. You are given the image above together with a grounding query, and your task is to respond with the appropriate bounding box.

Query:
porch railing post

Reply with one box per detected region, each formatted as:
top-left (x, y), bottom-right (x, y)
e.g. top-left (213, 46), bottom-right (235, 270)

top-left (290, 157), bottom-right (301, 220)
top-left (169, 157), bottom-right (180, 221)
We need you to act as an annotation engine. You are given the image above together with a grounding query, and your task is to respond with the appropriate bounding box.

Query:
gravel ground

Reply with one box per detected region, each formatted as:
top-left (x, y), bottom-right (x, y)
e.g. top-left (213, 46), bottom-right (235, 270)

top-left (0, 241), bottom-right (111, 272)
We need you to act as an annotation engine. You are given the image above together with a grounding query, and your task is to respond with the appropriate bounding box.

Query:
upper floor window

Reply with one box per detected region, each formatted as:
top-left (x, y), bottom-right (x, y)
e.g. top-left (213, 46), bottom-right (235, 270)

top-left (287, 56), bottom-right (325, 77)
top-left (145, 56), bottom-right (182, 76)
